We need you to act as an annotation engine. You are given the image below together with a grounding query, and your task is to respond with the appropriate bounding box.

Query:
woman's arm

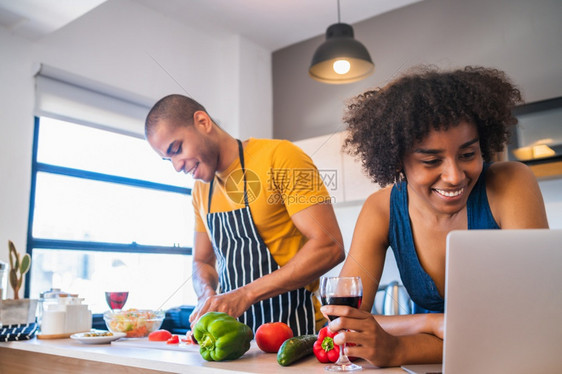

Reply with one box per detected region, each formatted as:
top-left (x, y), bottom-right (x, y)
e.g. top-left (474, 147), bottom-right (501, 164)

top-left (487, 161), bottom-right (549, 228)
top-left (374, 313), bottom-right (444, 339)
top-left (322, 305), bottom-right (443, 367)
top-left (333, 188), bottom-right (443, 366)
top-left (339, 188), bottom-right (391, 312)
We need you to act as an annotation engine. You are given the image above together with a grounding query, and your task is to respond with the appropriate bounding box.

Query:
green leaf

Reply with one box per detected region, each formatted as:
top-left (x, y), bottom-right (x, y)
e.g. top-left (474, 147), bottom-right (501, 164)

top-left (9, 268), bottom-right (18, 289)
top-left (8, 240), bottom-right (16, 253)
top-left (20, 253), bottom-right (31, 275)
top-left (8, 240), bottom-right (17, 270)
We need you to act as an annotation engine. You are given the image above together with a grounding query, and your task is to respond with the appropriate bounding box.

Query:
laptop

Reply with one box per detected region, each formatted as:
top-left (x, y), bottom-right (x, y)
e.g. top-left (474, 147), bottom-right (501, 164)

top-left (402, 229), bottom-right (562, 374)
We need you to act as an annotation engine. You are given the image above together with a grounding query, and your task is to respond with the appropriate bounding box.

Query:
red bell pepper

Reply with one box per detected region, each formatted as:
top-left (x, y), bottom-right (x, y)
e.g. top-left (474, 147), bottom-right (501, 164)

top-left (313, 326), bottom-right (340, 363)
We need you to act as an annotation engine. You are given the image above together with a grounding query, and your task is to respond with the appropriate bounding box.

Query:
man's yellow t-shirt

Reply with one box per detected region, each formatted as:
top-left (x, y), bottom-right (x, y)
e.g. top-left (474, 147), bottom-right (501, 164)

top-left (192, 138), bottom-right (334, 331)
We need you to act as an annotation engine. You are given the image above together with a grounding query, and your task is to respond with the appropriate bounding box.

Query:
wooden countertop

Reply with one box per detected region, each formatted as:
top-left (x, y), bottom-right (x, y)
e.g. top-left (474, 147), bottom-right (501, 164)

top-left (0, 337), bottom-right (407, 373)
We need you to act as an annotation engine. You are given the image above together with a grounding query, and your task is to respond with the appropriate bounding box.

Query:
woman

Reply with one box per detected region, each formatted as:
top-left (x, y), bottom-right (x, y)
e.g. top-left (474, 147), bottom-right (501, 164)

top-left (321, 66), bottom-right (549, 367)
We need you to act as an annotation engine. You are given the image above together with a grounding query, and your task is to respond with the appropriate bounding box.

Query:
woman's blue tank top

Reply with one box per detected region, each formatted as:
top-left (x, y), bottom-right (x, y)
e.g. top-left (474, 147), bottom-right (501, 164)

top-left (388, 163), bottom-right (499, 312)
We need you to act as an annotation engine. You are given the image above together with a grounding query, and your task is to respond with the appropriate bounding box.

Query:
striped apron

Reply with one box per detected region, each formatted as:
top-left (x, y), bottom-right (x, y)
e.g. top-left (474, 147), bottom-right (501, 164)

top-left (206, 140), bottom-right (315, 335)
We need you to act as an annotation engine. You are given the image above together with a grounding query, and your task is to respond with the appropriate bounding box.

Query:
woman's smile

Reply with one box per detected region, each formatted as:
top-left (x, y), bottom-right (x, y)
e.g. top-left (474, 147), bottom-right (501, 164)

top-left (402, 122), bottom-right (483, 215)
top-left (432, 187), bottom-right (465, 199)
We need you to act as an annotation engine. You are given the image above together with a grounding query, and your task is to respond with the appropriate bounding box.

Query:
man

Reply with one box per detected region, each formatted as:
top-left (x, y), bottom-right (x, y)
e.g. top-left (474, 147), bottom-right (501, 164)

top-left (145, 94), bottom-right (344, 335)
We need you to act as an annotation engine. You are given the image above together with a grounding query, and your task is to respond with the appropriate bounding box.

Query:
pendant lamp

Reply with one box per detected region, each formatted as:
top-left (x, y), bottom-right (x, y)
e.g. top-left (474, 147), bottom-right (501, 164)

top-left (309, 0), bottom-right (374, 84)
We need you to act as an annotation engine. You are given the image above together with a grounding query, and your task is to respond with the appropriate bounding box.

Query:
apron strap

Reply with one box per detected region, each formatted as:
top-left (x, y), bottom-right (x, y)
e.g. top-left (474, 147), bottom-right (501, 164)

top-left (208, 139), bottom-right (248, 214)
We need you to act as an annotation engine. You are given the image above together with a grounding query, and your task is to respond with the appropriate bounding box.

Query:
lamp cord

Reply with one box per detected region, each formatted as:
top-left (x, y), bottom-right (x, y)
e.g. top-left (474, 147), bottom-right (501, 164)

top-left (337, 0), bottom-right (341, 23)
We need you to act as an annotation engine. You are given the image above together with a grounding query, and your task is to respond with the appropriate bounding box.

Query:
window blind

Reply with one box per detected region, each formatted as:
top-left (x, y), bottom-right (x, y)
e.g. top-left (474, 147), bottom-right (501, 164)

top-left (34, 63), bottom-right (153, 138)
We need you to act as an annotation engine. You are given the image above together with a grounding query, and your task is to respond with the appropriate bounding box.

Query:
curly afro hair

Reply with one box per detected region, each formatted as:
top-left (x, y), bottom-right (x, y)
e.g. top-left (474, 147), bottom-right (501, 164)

top-left (342, 66), bottom-right (522, 187)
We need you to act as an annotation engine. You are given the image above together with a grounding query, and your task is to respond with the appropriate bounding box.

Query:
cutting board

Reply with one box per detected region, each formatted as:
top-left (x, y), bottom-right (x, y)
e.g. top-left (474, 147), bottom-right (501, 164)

top-left (111, 337), bottom-right (200, 352)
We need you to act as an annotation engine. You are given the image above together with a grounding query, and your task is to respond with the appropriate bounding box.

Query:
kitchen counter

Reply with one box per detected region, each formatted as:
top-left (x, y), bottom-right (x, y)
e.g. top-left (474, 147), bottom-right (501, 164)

top-left (0, 337), bottom-right (406, 373)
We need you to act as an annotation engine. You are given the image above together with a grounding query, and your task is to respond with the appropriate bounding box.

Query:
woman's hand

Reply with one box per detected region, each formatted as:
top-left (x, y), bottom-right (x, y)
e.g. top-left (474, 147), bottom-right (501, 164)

top-left (321, 305), bottom-right (401, 367)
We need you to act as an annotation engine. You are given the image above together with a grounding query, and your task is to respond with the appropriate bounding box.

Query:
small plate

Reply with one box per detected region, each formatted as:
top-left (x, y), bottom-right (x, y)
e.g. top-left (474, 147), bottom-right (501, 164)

top-left (70, 331), bottom-right (126, 344)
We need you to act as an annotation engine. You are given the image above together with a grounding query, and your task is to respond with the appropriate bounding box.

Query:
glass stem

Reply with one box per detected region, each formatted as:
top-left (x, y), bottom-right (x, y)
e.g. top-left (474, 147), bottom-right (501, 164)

top-left (336, 342), bottom-right (352, 365)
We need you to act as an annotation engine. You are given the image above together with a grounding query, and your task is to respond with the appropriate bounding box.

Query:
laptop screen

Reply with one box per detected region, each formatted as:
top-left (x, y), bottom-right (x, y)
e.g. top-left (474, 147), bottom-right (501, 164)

top-left (442, 229), bottom-right (562, 374)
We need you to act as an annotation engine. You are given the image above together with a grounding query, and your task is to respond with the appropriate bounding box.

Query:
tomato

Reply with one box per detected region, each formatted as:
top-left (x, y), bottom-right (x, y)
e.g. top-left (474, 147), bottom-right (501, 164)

top-left (255, 322), bottom-right (293, 353)
top-left (148, 329), bottom-right (172, 341)
top-left (184, 330), bottom-right (197, 344)
top-left (166, 335), bottom-right (179, 344)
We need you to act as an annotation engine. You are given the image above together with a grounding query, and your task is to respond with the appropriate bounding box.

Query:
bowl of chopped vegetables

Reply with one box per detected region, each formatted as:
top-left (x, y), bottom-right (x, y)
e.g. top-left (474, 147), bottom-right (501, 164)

top-left (103, 309), bottom-right (165, 338)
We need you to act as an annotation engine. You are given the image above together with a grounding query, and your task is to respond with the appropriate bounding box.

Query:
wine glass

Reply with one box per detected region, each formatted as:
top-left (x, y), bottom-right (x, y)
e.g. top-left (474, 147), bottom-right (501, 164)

top-left (105, 291), bottom-right (129, 311)
top-left (320, 276), bottom-right (363, 372)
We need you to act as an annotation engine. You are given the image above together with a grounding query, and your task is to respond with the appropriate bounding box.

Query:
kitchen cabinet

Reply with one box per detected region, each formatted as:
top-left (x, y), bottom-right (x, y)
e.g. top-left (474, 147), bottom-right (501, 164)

top-left (296, 133), bottom-right (403, 300)
top-left (508, 96), bottom-right (562, 180)
top-left (294, 132), bottom-right (380, 204)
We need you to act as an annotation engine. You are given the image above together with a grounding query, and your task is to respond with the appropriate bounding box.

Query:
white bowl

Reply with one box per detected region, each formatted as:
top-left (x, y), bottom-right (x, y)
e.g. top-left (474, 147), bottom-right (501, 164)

top-left (103, 309), bottom-right (165, 338)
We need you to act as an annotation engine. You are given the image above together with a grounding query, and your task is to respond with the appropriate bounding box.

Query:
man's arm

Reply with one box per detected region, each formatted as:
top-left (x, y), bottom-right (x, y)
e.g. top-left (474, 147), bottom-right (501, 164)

top-left (188, 231), bottom-right (218, 323)
top-left (242, 202), bottom-right (345, 302)
top-left (189, 202), bottom-right (344, 320)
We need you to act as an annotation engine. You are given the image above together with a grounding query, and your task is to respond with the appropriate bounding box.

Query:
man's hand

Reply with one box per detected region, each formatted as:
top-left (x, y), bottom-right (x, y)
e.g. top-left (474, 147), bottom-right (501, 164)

top-left (188, 288), bottom-right (253, 327)
top-left (188, 290), bottom-right (215, 326)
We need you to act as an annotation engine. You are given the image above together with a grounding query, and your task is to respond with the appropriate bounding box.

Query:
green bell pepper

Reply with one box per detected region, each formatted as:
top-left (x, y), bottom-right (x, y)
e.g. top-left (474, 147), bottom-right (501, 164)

top-left (192, 312), bottom-right (254, 361)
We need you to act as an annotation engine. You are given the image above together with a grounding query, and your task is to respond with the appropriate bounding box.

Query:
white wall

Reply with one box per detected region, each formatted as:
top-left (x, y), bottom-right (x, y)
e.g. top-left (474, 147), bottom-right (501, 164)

top-left (273, 0), bottom-right (562, 141)
top-left (538, 179), bottom-right (562, 229)
top-left (273, 0), bottom-right (562, 288)
top-left (0, 30), bottom-right (35, 268)
top-left (216, 35), bottom-right (273, 140)
top-left (0, 0), bottom-right (272, 296)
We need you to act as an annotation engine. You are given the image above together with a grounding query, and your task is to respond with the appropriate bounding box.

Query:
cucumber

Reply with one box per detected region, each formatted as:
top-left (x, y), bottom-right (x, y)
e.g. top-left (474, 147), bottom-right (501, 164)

top-left (277, 334), bottom-right (317, 366)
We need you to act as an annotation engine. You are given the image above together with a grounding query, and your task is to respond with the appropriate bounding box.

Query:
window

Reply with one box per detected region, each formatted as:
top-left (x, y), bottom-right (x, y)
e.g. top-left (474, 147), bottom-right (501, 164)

top-left (27, 116), bottom-right (197, 313)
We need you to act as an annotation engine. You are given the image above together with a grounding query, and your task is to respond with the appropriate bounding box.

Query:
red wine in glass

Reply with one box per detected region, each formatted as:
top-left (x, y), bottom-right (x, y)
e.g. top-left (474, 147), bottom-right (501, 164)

top-left (319, 276), bottom-right (363, 372)
top-left (105, 291), bottom-right (129, 310)
top-left (321, 296), bottom-right (363, 321)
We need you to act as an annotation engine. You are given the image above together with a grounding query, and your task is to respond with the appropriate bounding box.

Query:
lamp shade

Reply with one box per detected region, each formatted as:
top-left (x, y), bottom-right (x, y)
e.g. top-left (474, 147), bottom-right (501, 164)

top-left (309, 23), bottom-right (374, 84)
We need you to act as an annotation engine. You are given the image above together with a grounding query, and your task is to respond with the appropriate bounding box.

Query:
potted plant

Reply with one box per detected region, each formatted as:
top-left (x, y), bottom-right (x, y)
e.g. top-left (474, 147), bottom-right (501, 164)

top-left (0, 240), bottom-right (38, 328)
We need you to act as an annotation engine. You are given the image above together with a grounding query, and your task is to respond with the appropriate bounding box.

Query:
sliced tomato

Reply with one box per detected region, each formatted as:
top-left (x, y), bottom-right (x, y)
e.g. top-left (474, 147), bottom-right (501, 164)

top-left (166, 335), bottom-right (180, 344)
top-left (185, 330), bottom-right (197, 344)
top-left (148, 329), bottom-right (172, 341)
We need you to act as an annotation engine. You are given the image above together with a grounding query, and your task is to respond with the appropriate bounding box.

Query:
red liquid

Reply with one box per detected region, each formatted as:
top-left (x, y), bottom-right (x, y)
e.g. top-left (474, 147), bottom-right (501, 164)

top-left (321, 295), bottom-right (362, 321)
top-left (105, 291), bottom-right (129, 310)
